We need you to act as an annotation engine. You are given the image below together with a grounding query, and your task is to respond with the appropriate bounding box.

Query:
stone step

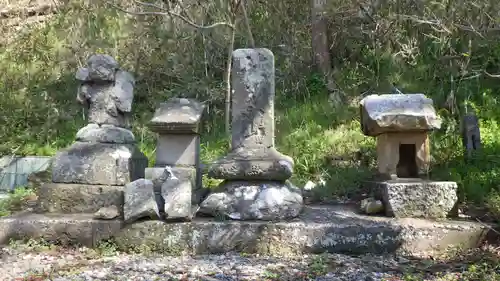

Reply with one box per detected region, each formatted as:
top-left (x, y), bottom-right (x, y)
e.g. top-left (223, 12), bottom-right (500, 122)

top-left (0, 205), bottom-right (488, 257)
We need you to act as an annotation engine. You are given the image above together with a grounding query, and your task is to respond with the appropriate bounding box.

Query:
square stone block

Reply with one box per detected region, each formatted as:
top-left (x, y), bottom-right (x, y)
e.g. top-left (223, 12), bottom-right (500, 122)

top-left (155, 134), bottom-right (199, 166)
top-left (36, 183), bottom-right (124, 214)
top-left (52, 142), bottom-right (148, 186)
top-left (373, 179), bottom-right (458, 219)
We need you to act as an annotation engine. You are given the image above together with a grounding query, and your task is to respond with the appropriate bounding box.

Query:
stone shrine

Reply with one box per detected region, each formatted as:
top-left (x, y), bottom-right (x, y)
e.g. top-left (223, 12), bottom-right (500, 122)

top-left (143, 98), bottom-right (205, 221)
top-left (462, 113), bottom-right (481, 159)
top-left (200, 48), bottom-right (303, 220)
top-left (360, 93), bottom-right (457, 219)
top-left (36, 54), bottom-right (148, 216)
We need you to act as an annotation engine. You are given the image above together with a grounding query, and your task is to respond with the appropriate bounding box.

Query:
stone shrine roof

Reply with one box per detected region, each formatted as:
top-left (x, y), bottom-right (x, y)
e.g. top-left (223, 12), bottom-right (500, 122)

top-left (148, 98), bottom-right (205, 134)
top-left (360, 94), bottom-right (442, 136)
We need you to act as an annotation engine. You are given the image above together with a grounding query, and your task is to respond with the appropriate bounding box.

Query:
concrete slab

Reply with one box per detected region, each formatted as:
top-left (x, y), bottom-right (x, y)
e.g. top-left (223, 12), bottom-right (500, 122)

top-left (0, 205), bottom-right (488, 257)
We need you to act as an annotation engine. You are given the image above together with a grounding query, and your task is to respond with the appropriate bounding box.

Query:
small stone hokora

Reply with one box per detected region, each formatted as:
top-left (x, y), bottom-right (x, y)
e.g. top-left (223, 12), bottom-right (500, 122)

top-left (76, 54), bottom-right (135, 129)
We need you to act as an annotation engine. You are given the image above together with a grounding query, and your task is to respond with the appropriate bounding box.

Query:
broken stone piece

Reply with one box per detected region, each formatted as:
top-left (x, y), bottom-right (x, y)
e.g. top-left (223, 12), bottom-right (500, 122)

top-left (378, 180), bottom-right (457, 219)
top-left (360, 94), bottom-right (442, 136)
top-left (51, 142), bottom-right (148, 186)
top-left (199, 180), bottom-right (303, 221)
top-left (360, 198), bottom-right (384, 214)
top-left (124, 179), bottom-right (160, 224)
top-left (161, 167), bottom-right (193, 220)
top-left (76, 54), bottom-right (119, 82)
top-left (94, 205), bottom-right (120, 220)
top-left (76, 123), bottom-right (135, 144)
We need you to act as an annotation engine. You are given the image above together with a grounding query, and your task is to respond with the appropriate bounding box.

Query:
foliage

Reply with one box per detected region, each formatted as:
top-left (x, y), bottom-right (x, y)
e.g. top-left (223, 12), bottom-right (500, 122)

top-left (0, 187), bottom-right (36, 217)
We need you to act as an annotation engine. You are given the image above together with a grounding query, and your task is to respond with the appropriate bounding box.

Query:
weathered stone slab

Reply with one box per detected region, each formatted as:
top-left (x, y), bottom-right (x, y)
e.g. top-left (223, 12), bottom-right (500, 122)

top-left (94, 205), bottom-right (120, 220)
top-left (462, 113), bottom-right (481, 158)
top-left (161, 175), bottom-right (193, 220)
top-left (124, 179), bottom-right (160, 224)
top-left (76, 123), bottom-right (135, 144)
top-left (0, 212), bottom-right (122, 247)
top-left (374, 179), bottom-right (458, 218)
top-left (52, 142), bottom-right (148, 186)
top-left (0, 205), bottom-right (489, 257)
top-left (360, 94), bottom-right (442, 136)
top-left (199, 180), bottom-right (303, 220)
top-left (148, 98), bottom-right (205, 134)
top-left (155, 134), bottom-right (199, 166)
top-left (145, 166), bottom-right (202, 203)
top-left (208, 147), bottom-right (294, 181)
top-left (36, 183), bottom-right (124, 214)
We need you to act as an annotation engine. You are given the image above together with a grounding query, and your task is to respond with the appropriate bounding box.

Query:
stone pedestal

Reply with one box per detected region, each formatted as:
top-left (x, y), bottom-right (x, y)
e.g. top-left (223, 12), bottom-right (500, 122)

top-left (35, 54), bottom-right (148, 219)
top-left (143, 98), bottom-right (205, 220)
top-left (201, 49), bottom-right (303, 221)
top-left (369, 179), bottom-right (458, 219)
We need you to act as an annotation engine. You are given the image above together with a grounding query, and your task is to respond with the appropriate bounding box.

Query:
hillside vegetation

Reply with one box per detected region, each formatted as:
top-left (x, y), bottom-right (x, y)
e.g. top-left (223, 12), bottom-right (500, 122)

top-left (2, 0), bottom-right (500, 214)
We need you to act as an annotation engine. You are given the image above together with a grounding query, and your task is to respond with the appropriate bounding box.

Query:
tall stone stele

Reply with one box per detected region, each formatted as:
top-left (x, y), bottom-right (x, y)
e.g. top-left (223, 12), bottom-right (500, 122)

top-left (200, 48), bottom-right (303, 221)
top-left (360, 93), bottom-right (458, 219)
top-left (36, 54), bottom-right (148, 215)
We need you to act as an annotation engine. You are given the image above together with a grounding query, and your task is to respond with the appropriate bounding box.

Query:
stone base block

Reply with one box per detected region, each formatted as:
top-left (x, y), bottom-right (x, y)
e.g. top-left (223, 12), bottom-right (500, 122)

top-left (0, 205), bottom-right (488, 257)
top-left (52, 142), bottom-right (148, 185)
top-left (208, 147), bottom-right (294, 181)
top-left (36, 183), bottom-right (123, 214)
top-left (199, 180), bottom-right (303, 221)
top-left (372, 179), bottom-right (458, 219)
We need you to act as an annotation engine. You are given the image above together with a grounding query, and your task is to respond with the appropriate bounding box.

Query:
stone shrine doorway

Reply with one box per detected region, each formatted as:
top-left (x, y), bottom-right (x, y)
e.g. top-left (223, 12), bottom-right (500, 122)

top-left (396, 143), bottom-right (418, 178)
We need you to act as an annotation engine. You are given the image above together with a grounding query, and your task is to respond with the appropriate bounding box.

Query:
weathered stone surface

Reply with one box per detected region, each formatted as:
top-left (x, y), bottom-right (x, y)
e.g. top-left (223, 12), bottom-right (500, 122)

top-left (208, 147), bottom-right (294, 181)
top-left (462, 113), bottom-right (481, 158)
top-left (76, 55), bottom-right (135, 129)
top-left (145, 166), bottom-right (203, 205)
top-left (76, 54), bottom-right (119, 82)
top-left (149, 98), bottom-right (205, 134)
top-left (76, 123), bottom-right (135, 144)
top-left (155, 134), bottom-right (199, 166)
top-left (161, 170), bottom-right (193, 220)
top-left (199, 180), bottom-right (303, 220)
top-left (374, 180), bottom-right (458, 218)
top-left (360, 198), bottom-right (384, 214)
top-left (0, 205), bottom-right (489, 257)
top-left (124, 179), bottom-right (160, 224)
top-left (94, 205), bottom-right (120, 220)
top-left (0, 212), bottom-right (122, 247)
top-left (52, 142), bottom-right (148, 186)
top-left (36, 183), bottom-right (124, 214)
top-left (360, 94), bottom-right (442, 136)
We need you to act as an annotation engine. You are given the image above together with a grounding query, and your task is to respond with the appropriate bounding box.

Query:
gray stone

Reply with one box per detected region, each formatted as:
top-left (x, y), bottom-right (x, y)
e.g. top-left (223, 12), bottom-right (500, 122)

top-left (145, 166), bottom-right (200, 200)
top-left (77, 69), bottom-right (135, 129)
top-left (161, 167), bottom-right (193, 220)
top-left (462, 113), bottom-right (481, 158)
top-left (360, 94), bottom-right (442, 136)
top-left (360, 198), bottom-right (384, 214)
top-left (124, 179), bottom-right (160, 224)
top-left (208, 147), bottom-right (293, 181)
top-left (199, 180), bottom-right (303, 220)
top-left (0, 205), bottom-right (489, 257)
top-left (375, 179), bottom-right (458, 218)
top-left (94, 205), bottom-right (120, 220)
top-left (155, 134), bottom-right (199, 166)
top-left (36, 183), bottom-right (124, 214)
top-left (76, 123), bottom-right (135, 144)
top-left (149, 98), bottom-right (205, 134)
top-left (76, 54), bottom-right (119, 82)
top-left (52, 142), bottom-right (148, 186)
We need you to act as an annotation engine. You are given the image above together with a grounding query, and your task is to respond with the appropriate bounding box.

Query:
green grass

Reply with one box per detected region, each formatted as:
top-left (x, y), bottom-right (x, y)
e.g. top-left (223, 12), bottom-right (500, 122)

top-left (0, 187), bottom-right (36, 217)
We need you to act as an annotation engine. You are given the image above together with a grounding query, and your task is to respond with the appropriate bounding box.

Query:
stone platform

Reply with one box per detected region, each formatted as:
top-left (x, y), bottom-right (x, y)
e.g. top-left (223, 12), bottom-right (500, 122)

top-left (0, 205), bottom-right (488, 257)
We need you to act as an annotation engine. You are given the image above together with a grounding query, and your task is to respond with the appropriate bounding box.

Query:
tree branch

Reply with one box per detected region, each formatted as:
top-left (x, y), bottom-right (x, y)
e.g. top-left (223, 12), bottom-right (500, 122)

top-left (106, 1), bottom-right (235, 30)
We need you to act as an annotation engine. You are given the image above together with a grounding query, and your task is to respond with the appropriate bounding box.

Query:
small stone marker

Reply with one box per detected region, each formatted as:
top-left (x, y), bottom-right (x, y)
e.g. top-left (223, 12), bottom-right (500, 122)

top-left (201, 48), bottom-right (303, 221)
top-left (124, 179), bottom-right (160, 223)
top-left (462, 113), bottom-right (481, 159)
top-left (144, 98), bottom-right (205, 220)
top-left (360, 93), bottom-right (458, 219)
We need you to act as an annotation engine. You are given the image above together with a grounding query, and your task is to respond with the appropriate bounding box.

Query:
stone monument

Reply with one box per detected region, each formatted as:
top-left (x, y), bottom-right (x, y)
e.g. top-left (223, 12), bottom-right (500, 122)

top-left (36, 54), bottom-right (148, 216)
top-left (462, 113), bottom-right (481, 159)
top-left (360, 93), bottom-right (457, 219)
top-left (142, 98), bottom-right (205, 221)
top-left (199, 48), bottom-right (303, 221)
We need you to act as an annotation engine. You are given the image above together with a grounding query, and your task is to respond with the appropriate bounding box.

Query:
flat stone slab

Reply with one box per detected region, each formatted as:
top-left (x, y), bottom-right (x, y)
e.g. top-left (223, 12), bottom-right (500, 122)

top-left (148, 98), bottom-right (205, 134)
top-left (0, 205), bottom-right (487, 257)
top-left (370, 179), bottom-right (458, 219)
top-left (36, 183), bottom-right (124, 214)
